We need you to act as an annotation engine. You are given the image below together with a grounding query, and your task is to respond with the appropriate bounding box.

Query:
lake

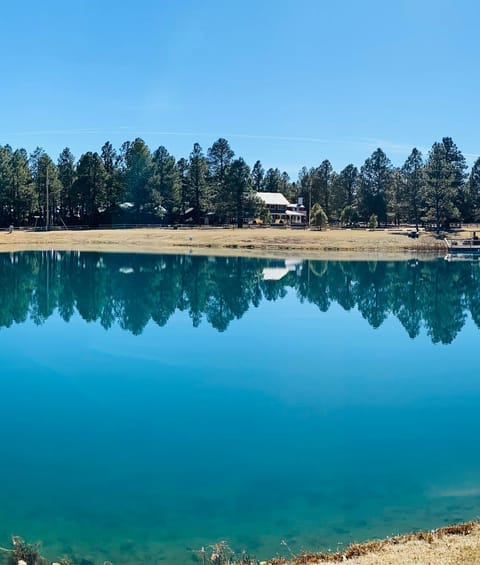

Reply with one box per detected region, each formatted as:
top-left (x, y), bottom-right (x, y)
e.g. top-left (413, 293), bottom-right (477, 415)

top-left (0, 251), bottom-right (479, 564)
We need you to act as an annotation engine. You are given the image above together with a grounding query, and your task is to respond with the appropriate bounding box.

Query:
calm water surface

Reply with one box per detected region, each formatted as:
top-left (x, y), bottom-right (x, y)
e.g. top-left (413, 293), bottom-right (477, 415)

top-left (0, 251), bottom-right (479, 564)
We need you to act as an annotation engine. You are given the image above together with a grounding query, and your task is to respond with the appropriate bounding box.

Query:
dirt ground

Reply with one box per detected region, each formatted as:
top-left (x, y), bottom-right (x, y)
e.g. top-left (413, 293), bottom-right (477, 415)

top-left (0, 226), bottom-right (453, 258)
top-left (268, 522), bottom-right (480, 565)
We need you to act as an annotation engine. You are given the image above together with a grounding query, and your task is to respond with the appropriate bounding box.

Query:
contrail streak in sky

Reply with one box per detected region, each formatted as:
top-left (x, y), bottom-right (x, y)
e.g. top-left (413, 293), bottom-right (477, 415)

top-left (2, 129), bottom-right (477, 159)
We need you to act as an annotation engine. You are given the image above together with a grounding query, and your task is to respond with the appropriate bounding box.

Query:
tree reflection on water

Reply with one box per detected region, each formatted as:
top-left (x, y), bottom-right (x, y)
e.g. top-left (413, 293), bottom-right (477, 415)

top-left (0, 251), bottom-right (478, 343)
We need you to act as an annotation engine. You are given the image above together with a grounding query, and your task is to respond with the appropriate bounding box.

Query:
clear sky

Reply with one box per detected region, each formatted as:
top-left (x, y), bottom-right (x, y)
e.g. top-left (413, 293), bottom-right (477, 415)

top-left (0, 0), bottom-right (478, 177)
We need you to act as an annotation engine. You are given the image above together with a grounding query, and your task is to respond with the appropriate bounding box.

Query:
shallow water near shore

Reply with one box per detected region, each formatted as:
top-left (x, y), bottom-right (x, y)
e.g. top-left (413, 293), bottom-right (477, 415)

top-left (1, 251), bottom-right (480, 564)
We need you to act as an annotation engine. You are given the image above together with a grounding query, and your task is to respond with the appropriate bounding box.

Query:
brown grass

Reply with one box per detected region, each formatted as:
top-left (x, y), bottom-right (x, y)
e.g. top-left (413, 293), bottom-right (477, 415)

top-left (264, 522), bottom-right (480, 565)
top-left (0, 226), bottom-right (454, 259)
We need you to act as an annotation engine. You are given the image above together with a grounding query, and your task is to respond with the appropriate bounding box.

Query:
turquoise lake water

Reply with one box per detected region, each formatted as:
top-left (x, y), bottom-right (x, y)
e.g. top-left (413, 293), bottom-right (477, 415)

top-left (1, 251), bottom-right (480, 564)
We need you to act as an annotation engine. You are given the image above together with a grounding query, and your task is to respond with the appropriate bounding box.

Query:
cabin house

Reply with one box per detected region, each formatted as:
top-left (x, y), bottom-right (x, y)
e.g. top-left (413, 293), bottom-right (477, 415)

top-left (256, 192), bottom-right (290, 223)
top-left (256, 192), bottom-right (306, 224)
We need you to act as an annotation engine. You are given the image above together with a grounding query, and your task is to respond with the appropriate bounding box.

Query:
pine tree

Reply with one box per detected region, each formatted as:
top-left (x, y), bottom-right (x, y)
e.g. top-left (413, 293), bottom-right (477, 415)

top-left (442, 137), bottom-right (468, 220)
top-left (222, 158), bottom-right (258, 227)
top-left (263, 168), bottom-right (284, 193)
top-left (123, 138), bottom-right (156, 222)
top-left (388, 168), bottom-right (408, 226)
top-left (187, 143), bottom-right (208, 224)
top-left (332, 164), bottom-right (358, 222)
top-left (401, 148), bottom-right (424, 230)
top-left (207, 138), bottom-right (234, 185)
top-left (423, 142), bottom-right (456, 233)
top-left (57, 147), bottom-right (76, 221)
top-left (357, 148), bottom-right (392, 224)
top-left (101, 141), bottom-right (124, 212)
top-left (252, 160), bottom-right (264, 192)
top-left (176, 157), bottom-right (191, 219)
top-left (468, 157), bottom-right (480, 221)
top-left (74, 152), bottom-right (107, 224)
top-left (312, 160), bottom-right (333, 220)
top-left (297, 166), bottom-right (313, 215)
top-left (0, 145), bottom-right (14, 225)
top-left (30, 149), bottom-right (61, 228)
top-left (152, 145), bottom-right (180, 221)
top-left (11, 149), bottom-right (36, 225)
top-left (207, 138), bottom-right (234, 220)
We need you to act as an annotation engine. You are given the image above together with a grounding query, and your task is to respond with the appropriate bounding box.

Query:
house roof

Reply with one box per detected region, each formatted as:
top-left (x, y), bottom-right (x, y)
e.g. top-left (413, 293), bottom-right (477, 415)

top-left (285, 210), bottom-right (305, 217)
top-left (256, 192), bottom-right (290, 206)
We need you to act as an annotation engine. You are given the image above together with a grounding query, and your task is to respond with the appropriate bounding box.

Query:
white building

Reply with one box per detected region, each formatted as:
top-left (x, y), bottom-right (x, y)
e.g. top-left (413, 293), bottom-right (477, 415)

top-left (256, 192), bottom-right (306, 224)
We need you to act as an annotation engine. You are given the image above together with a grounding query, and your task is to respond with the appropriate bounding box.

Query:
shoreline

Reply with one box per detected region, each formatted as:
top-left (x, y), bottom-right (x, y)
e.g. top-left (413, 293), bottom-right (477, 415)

top-left (0, 226), bottom-right (451, 260)
top-left (264, 521), bottom-right (480, 564)
top-left (3, 521), bottom-right (479, 565)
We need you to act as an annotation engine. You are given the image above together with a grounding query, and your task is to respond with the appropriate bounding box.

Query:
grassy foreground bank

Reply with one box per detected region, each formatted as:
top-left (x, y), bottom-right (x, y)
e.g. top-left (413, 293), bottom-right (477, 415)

top-left (263, 522), bottom-right (480, 565)
top-left (0, 226), bottom-right (452, 257)
top-left (2, 523), bottom-right (479, 565)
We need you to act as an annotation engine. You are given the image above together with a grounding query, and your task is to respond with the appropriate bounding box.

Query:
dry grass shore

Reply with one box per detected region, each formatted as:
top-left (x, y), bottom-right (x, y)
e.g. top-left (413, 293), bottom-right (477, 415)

top-left (0, 226), bottom-right (454, 258)
top-left (266, 522), bottom-right (480, 565)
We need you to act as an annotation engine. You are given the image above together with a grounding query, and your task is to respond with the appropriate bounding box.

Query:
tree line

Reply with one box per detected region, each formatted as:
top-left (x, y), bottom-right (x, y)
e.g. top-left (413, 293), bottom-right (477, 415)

top-left (1, 251), bottom-right (478, 343)
top-left (0, 139), bottom-right (259, 228)
top-left (0, 136), bottom-right (478, 230)
top-left (297, 137), bottom-right (480, 231)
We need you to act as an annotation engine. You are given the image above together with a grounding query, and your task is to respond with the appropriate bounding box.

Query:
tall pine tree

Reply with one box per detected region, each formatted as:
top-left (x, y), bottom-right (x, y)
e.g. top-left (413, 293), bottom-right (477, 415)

top-left (357, 148), bottom-right (392, 224)
top-left (423, 142), bottom-right (456, 233)
top-left (401, 148), bottom-right (424, 230)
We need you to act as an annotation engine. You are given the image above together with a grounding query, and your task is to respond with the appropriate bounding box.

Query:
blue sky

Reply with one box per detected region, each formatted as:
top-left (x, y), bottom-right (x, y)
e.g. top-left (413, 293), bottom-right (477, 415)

top-left (0, 0), bottom-right (478, 177)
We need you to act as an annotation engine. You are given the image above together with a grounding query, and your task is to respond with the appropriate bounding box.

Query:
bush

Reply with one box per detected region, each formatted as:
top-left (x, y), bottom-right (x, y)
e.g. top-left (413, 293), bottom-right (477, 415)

top-left (310, 203), bottom-right (328, 229)
top-left (368, 213), bottom-right (378, 229)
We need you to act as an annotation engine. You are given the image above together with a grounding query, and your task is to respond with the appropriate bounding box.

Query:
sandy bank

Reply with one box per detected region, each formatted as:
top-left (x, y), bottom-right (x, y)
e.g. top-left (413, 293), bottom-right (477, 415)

top-left (267, 522), bottom-right (480, 565)
top-left (0, 227), bottom-right (451, 259)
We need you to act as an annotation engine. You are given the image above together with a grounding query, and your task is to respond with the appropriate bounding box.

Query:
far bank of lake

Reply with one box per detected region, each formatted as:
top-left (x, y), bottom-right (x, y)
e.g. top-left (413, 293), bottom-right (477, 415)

top-left (0, 226), bottom-right (453, 257)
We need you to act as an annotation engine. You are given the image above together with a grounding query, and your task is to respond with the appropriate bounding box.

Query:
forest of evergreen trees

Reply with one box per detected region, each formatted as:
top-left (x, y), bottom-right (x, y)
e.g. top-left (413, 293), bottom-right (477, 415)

top-left (0, 136), bottom-right (478, 230)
